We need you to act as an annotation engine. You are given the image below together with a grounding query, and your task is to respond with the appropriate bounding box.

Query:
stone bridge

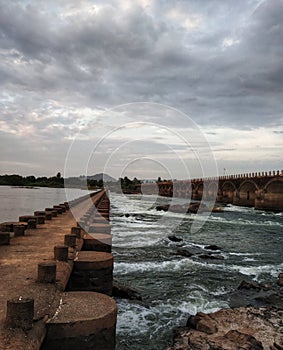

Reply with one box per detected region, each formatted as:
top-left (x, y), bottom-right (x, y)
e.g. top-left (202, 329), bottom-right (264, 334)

top-left (142, 170), bottom-right (283, 212)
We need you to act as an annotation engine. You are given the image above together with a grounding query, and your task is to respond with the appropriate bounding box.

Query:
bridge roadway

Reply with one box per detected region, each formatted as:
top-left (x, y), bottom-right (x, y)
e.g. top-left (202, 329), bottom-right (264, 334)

top-left (0, 189), bottom-right (116, 350)
top-left (142, 170), bottom-right (283, 211)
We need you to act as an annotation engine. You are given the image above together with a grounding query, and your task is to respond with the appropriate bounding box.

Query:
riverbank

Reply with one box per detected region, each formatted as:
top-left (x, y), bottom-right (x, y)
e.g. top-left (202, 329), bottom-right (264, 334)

top-left (167, 275), bottom-right (283, 349)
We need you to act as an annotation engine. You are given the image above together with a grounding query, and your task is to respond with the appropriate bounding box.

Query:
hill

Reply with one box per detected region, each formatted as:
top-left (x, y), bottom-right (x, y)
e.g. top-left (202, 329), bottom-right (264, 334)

top-left (87, 173), bottom-right (116, 182)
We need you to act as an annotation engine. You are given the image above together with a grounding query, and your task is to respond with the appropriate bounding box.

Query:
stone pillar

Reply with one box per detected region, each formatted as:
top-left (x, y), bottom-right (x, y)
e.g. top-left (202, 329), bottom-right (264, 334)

top-left (64, 234), bottom-right (77, 247)
top-left (0, 232), bottom-right (10, 245)
top-left (13, 225), bottom-right (25, 237)
top-left (71, 227), bottom-right (82, 238)
top-left (37, 262), bottom-right (57, 283)
top-left (45, 212), bottom-right (52, 220)
top-left (5, 297), bottom-right (34, 330)
top-left (54, 245), bottom-right (69, 261)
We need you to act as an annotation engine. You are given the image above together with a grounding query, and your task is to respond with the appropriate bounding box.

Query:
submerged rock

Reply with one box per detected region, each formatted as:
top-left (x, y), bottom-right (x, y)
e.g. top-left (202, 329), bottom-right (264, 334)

top-left (112, 281), bottom-right (142, 301)
top-left (238, 280), bottom-right (261, 291)
top-left (176, 249), bottom-right (194, 258)
top-left (278, 273), bottom-right (283, 286)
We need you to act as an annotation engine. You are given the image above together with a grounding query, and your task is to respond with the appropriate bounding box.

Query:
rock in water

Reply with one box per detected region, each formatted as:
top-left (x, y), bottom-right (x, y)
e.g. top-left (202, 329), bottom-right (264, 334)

top-left (168, 235), bottom-right (183, 242)
top-left (176, 249), bottom-right (194, 258)
top-left (238, 280), bottom-right (261, 291)
top-left (277, 273), bottom-right (283, 286)
top-left (204, 244), bottom-right (222, 251)
top-left (112, 281), bottom-right (142, 301)
top-left (156, 205), bottom-right (169, 211)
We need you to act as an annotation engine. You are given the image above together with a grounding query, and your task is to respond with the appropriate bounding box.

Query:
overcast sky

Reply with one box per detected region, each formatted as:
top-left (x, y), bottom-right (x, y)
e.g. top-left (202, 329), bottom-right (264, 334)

top-left (0, 0), bottom-right (282, 179)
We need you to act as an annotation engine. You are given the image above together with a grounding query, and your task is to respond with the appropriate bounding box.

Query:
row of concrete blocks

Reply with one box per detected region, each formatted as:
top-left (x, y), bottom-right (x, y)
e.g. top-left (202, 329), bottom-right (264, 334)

top-left (0, 202), bottom-right (69, 245)
top-left (77, 192), bottom-right (111, 234)
top-left (4, 190), bottom-right (116, 349)
top-left (3, 202), bottom-right (71, 331)
top-left (43, 191), bottom-right (116, 349)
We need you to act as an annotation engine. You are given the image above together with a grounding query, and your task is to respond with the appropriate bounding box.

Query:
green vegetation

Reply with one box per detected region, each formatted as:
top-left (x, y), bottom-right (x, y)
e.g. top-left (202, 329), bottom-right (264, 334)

top-left (106, 176), bottom-right (141, 193)
top-left (0, 173), bottom-right (142, 192)
top-left (0, 173), bottom-right (64, 187)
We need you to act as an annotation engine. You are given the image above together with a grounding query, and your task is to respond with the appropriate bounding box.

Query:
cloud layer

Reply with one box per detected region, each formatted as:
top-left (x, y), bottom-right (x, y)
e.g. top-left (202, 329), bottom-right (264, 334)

top-left (0, 0), bottom-right (282, 177)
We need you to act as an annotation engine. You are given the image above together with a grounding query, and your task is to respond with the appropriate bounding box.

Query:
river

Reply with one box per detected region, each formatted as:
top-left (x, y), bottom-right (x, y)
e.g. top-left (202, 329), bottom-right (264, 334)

top-left (1, 186), bottom-right (282, 349)
top-left (0, 185), bottom-right (90, 222)
top-left (111, 192), bottom-right (283, 349)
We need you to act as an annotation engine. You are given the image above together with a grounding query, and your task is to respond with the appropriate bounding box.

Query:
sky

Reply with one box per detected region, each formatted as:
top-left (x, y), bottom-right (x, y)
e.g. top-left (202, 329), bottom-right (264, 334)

top-left (0, 0), bottom-right (282, 180)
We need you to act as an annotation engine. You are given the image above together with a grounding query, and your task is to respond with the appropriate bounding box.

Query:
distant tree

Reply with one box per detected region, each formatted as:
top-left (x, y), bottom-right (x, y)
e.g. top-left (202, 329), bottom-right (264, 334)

top-left (157, 176), bottom-right (162, 182)
top-left (56, 172), bottom-right (61, 178)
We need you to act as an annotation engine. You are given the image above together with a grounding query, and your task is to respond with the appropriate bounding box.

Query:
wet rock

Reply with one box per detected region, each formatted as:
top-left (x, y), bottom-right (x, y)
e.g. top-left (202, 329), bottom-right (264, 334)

top-left (167, 307), bottom-right (283, 350)
top-left (198, 254), bottom-right (224, 260)
top-left (187, 312), bottom-right (218, 335)
top-left (156, 205), bottom-right (169, 211)
top-left (168, 235), bottom-right (183, 243)
top-left (238, 280), bottom-right (261, 291)
top-left (187, 203), bottom-right (201, 214)
top-left (112, 281), bottom-right (142, 301)
top-left (277, 273), bottom-right (283, 286)
top-left (223, 330), bottom-right (263, 349)
top-left (176, 249), bottom-right (194, 258)
top-left (169, 204), bottom-right (187, 213)
top-left (204, 244), bottom-right (222, 251)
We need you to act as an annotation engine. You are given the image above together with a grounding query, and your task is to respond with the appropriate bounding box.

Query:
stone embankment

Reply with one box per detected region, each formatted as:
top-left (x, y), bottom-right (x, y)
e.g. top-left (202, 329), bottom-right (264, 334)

top-left (0, 189), bottom-right (117, 350)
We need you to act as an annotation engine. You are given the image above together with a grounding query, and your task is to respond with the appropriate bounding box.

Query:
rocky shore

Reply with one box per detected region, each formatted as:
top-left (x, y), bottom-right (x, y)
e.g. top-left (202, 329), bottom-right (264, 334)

top-left (167, 275), bottom-right (283, 350)
top-left (166, 306), bottom-right (283, 350)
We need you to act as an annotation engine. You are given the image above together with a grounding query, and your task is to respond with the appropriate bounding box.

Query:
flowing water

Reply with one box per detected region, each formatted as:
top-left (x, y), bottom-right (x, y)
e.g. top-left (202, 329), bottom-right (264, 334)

top-left (1, 186), bottom-right (282, 349)
top-left (111, 192), bottom-right (283, 349)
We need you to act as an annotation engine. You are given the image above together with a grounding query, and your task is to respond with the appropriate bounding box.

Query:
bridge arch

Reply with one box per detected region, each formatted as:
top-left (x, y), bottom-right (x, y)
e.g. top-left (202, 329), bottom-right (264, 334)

top-left (234, 180), bottom-right (259, 207)
top-left (263, 177), bottom-right (283, 192)
top-left (221, 181), bottom-right (236, 203)
top-left (205, 181), bottom-right (218, 200)
top-left (255, 178), bottom-right (283, 211)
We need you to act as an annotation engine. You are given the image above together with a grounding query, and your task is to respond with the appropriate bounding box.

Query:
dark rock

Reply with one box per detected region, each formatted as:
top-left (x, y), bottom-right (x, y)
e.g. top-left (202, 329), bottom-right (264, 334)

top-left (187, 203), bottom-right (200, 214)
top-left (238, 280), bottom-right (261, 291)
top-left (224, 329), bottom-right (263, 349)
top-left (112, 281), bottom-right (142, 301)
top-left (176, 249), bottom-right (194, 258)
top-left (273, 342), bottom-right (283, 350)
top-left (168, 235), bottom-right (183, 242)
top-left (204, 244), bottom-right (222, 251)
top-left (277, 273), bottom-right (283, 286)
top-left (187, 312), bottom-right (218, 335)
top-left (156, 205), bottom-right (169, 211)
top-left (124, 213), bottom-right (130, 217)
top-left (198, 254), bottom-right (224, 260)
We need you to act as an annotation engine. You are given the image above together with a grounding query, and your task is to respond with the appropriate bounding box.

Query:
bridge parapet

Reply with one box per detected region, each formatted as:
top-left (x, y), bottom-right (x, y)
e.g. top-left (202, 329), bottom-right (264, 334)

top-left (142, 170), bottom-right (283, 211)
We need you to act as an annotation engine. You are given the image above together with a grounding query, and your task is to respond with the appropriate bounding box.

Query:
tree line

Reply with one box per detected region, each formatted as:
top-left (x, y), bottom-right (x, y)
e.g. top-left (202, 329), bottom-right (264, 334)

top-left (0, 173), bottom-right (64, 187)
top-left (0, 173), bottom-right (142, 192)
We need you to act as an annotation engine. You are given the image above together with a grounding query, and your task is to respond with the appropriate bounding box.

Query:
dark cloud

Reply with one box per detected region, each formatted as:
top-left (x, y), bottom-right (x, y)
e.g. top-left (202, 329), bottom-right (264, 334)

top-left (0, 0), bottom-right (282, 176)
